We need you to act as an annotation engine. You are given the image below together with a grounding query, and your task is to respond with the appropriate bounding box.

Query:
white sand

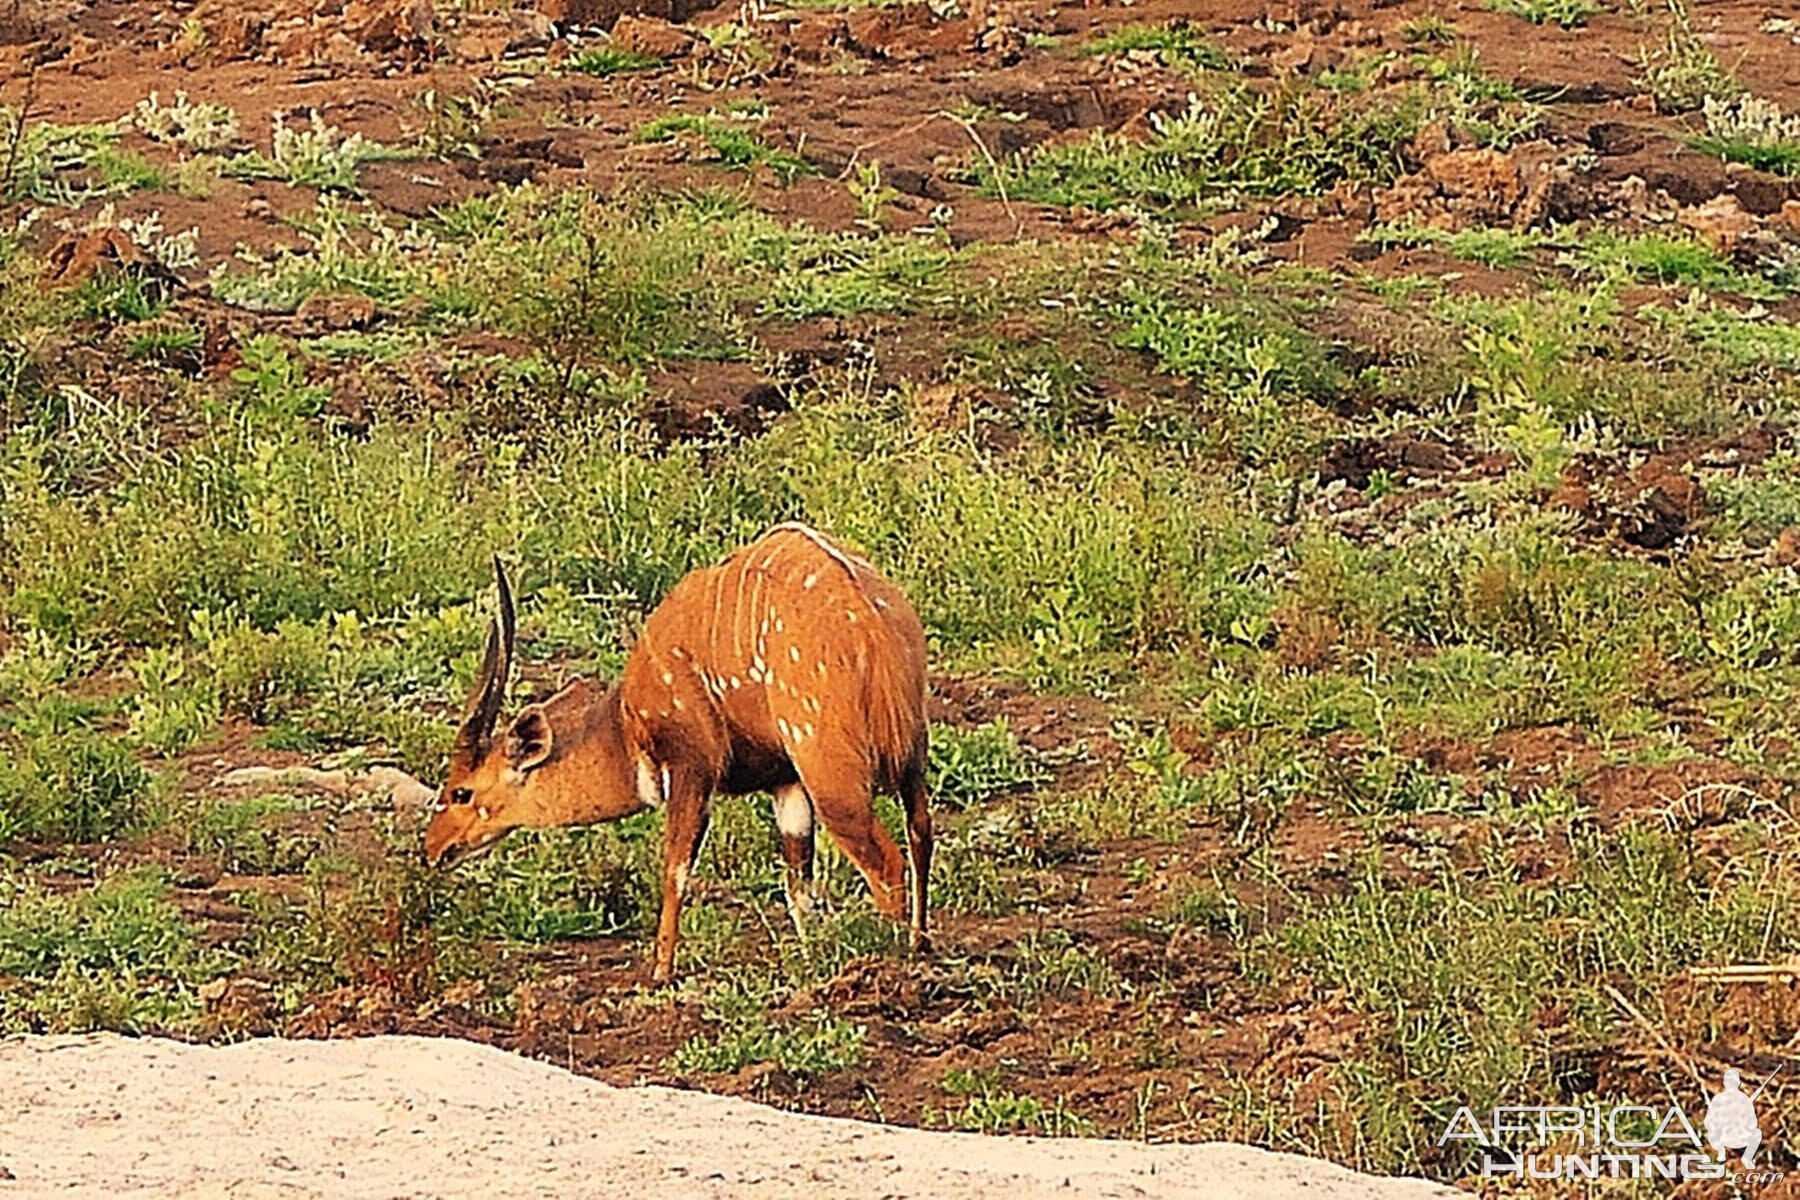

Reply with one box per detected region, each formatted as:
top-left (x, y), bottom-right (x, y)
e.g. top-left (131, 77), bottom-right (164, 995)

top-left (0, 1033), bottom-right (1456, 1199)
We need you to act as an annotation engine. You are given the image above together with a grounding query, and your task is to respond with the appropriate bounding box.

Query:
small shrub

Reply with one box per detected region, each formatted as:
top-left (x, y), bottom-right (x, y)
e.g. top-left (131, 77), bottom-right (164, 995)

top-left (1693, 94), bottom-right (1800, 177)
top-left (1487, 0), bottom-right (1602, 27)
top-left (571, 47), bottom-right (663, 75)
top-left (132, 91), bottom-right (242, 152)
top-left (1635, 0), bottom-right (1743, 114)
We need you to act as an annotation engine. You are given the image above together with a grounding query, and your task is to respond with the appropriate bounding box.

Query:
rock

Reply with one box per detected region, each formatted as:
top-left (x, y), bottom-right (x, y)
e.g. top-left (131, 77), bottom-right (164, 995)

top-left (214, 762), bottom-right (433, 807)
top-left (609, 13), bottom-right (693, 58)
top-left (508, 8), bottom-right (558, 50)
top-left (364, 765), bottom-right (437, 812)
top-left (40, 228), bottom-right (151, 289)
top-left (1586, 121), bottom-right (1645, 157)
top-left (1782, 200), bottom-right (1800, 238)
top-left (1726, 163), bottom-right (1791, 216)
top-left (1678, 194), bottom-right (1756, 256)
top-left (343, 0), bottom-right (437, 53)
top-left (297, 292), bottom-right (379, 331)
top-left (536, 0), bottom-right (674, 30)
top-left (1423, 147), bottom-right (1523, 208)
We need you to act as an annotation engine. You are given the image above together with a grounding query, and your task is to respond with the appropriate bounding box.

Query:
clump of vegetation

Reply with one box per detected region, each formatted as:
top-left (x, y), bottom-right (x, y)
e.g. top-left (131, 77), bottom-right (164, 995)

top-left (930, 1068), bottom-right (1093, 1135)
top-left (979, 87), bottom-right (1427, 211)
top-left (1082, 22), bottom-right (1234, 72)
top-left (637, 113), bottom-right (816, 182)
top-left (1694, 94), bottom-right (1800, 176)
top-left (132, 92), bottom-right (242, 152)
top-left (571, 47), bottom-right (664, 76)
top-left (222, 112), bottom-right (410, 192)
top-left (1634, 0), bottom-right (1743, 113)
top-left (1487, 0), bottom-right (1602, 27)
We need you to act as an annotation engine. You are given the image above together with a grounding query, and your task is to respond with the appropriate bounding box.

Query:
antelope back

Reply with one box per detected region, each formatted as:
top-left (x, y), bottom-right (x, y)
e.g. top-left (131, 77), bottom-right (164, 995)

top-left (621, 523), bottom-right (927, 788)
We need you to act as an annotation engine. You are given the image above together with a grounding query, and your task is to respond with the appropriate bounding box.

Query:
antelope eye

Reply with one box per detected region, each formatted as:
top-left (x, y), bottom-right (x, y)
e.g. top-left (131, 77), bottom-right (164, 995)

top-left (450, 787), bottom-right (474, 806)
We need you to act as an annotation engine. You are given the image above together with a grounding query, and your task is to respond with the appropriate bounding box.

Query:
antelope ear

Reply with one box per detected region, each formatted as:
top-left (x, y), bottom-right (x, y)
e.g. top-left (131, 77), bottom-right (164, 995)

top-left (504, 706), bottom-right (554, 771)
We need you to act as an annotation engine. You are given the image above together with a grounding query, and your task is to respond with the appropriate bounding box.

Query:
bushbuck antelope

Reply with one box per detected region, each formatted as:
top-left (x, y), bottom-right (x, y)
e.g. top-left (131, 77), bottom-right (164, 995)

top-left (422, 523), bottom-right (932, 982)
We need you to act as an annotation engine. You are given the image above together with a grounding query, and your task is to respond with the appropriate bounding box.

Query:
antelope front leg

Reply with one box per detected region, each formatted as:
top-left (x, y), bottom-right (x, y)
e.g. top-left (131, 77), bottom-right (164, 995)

top-left (652, 782), bottom-right (711, 985)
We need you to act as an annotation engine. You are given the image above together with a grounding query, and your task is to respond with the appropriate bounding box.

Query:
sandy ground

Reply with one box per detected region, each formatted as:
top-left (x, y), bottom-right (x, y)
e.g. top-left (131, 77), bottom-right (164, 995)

top-left (0, 1033), bottom-right (1456, 1200)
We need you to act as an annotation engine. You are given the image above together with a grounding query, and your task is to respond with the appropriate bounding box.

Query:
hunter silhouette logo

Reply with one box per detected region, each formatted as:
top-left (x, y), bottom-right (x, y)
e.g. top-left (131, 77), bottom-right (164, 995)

top-left (1707, 1066), bottom-right (1778, 1168)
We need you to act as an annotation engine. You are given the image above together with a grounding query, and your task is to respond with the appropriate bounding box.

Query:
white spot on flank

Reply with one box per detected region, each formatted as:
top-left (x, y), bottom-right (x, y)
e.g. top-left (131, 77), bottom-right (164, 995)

top-left (801, 722), bottom-right (815, 739)
top-left (672, 697), bottom-right (684, 710)
top-left (789, 646), bottom-right (801, 662)
top-left (661, 766), bottom-right (672, 804)
top-left (670, 646), bottom-right (687, 659)
top-left (803, 695), bottom-right (820, 713)
top-left (760, 617), bottom-right (770, 637)
top-left (846, 610), bottom-right (858, 623)
top-left (729, 675), bottom-right (742, 689)
top-left (803, 573), bottom-right (819, 589)
top-left (661, 671), bottom-right (674, 686)
top-left (815, 661), bottom-right (828, 676)
top-left (777, 718), bottom-right (792, 739)
top-left (874, 597), bottom-right (889, 610)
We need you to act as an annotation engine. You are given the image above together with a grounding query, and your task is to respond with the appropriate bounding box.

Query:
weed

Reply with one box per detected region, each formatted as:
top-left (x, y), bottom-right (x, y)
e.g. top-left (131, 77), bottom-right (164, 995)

top-left (672, 1006), bottom-right (866, 1074)
top-left (572, 47), bottom-right (664, 76)
top-left (928, 719), bottom-right (1047, 808)
top-left (1400, 14), bottom-right (1457, 43)
top-left (1693, 94), bottom-right (1800, 177)
top-left (1635, 0), bottom-right (1743, 113)
top-left (222, 112), bottom-right (411, 193)
top-left (0, 867), bottom-right (220, 1033)
top-left (931, 1068), bottom-right (1094, 1135)
top-left (637, 114), bottom-right (815, 182)
top-left (980, 87), bottom-right (1427, 211)
top-left (1487, 0), bottom-right (1602, 27)
top-left (132, 92), bottom-right (241, 152)
top-left (1083, 22), bottom-right (1234, 72)
top-left (0, 718), bottom-right (156, 845)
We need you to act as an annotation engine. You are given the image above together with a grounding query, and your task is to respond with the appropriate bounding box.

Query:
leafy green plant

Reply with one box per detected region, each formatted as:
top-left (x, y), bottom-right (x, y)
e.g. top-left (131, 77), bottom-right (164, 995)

top-left (1082, 22), bottom-right (1233, 71)
top-left (928, 719), bottom-right (1047, 808)
top-left (222, 113), bottom-right (411, 192)
top-left (637, 114), bottom-right (816, 182)
top-left (0, 720), bottom-right (156, 845)
top-left (132, 92), bottom-right (241, 152)
top-left (1635, 0), bottom-right (1743, 113)
top-left (1693, 94), bottom-right (1800, 177)
top-left (572, 47), bottom-right (664, 75)
top-left (978, 86), bottom-right (1427, 211)
top-left (1487, 0), bottom-right (1601, 27)
top-left (931, 1068), bottom-right (1094, 1135)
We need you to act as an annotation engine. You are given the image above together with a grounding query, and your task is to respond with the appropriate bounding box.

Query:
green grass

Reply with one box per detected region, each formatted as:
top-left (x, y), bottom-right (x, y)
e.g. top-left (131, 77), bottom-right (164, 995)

top-left (5, 98), bottom-right (1800, 1180)
top-left (977, 85), bottom-right (1427, 211)
top-left (571, 47), bottom-right (664, 75)
top-left (0, 868), bottom-right (220, 1033)
top-left (1257, 823), bottom-right (1800, 1170)
top-left (1082, 22), bottom-right (1234, 72)
top-left (637, 114), bottom-right (816, 182)
top-left (1487, 0), bottom-right (1602, 27)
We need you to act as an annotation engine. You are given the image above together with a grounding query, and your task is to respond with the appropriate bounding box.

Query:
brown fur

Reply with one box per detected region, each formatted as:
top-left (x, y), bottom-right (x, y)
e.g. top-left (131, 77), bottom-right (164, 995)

top-left (422, 523), bottom-right (932, 982)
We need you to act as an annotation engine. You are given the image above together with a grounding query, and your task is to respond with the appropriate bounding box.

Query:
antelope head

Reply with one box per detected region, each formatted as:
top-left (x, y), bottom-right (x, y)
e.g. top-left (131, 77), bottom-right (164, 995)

top-left (423, 559), bottom-right (646, 868)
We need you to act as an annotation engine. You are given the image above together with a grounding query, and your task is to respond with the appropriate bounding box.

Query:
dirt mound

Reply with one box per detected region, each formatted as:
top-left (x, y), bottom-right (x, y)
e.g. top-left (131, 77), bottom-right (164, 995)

top-left (0, 1034), bottom-right (1455, 1199)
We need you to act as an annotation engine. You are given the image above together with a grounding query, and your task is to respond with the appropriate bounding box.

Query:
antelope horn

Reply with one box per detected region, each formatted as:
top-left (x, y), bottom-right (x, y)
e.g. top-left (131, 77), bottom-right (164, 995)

top-left (454, 556), bottom-right (516, 762)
